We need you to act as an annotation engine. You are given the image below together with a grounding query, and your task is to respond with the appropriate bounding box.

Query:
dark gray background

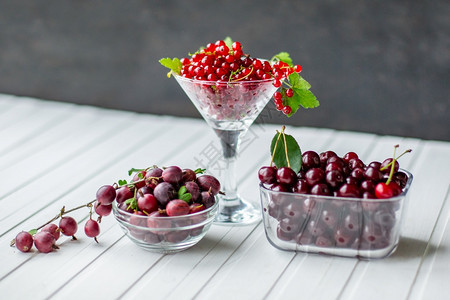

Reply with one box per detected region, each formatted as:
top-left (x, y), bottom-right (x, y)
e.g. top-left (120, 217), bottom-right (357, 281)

top-left (1, 1), bottom-right (449, 141)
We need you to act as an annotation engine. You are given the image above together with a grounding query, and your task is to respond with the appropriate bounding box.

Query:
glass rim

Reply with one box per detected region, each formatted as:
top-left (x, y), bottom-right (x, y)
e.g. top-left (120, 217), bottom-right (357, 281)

top-left (259, 168), bottom-right (413, 203)
top-left (172, 73), bottom-right (276, 85)
top-left (112, 198), bottom-right (219, 220)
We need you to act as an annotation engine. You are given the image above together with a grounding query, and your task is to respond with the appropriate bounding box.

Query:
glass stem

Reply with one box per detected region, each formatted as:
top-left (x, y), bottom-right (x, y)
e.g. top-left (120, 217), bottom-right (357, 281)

top-left (215, 129), bottom-right (243, 202)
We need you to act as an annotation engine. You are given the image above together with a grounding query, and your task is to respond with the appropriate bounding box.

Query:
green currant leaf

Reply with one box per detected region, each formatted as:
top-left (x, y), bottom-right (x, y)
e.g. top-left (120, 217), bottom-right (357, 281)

top-left (118, 179), bottom-right (127, 186)
top-left (272, 52), bottom-right (293, 66)
top-left (224, 36), bottom-right (234, 49)
top-left (270, 131), bottom-right (302, 173)
top-left (28, 229), bottom-right (37, 236)
top-left (288, 72), bottom-right (311, 90)
top-left (293, 88), bottom-right (319, 109)
top-left (159, 57), bottom-right (182, 76)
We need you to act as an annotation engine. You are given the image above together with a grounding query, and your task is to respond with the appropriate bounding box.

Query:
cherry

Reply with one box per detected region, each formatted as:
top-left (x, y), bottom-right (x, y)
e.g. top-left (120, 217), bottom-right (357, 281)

top-left (343, 152), bottom-right (358, 163)
top-left (325, 170), bottom-right (344, 188)
top-left (258, 166), bottom-right (277, 184)
top-left (337, 183), bottom-right (361, 198)
top-left (305, 168), bottom-right (325, 186)
top-left (380, 158), bottom-right (399, 173)
top-left (348, 158), bottom-right (365, 170)
top-left (319, 151), bottom-right (337, 167)
top-left (293, 179), bottom-right (309, 194)
top-left (276, 167), bottom-right (298, 186)
top-left (364, 167), bottom-right (382, 181)
top-left (310, 183), bottom-right (331, 196)
top-left (374, 182), bottom-right (401, 199)
top-left (302, 151), bottom-right (320, 169)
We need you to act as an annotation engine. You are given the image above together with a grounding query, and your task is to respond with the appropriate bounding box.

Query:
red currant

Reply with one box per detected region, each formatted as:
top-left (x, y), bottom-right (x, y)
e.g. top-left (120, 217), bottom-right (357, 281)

top-left (286, 88), bottom-right (294, 97)
top-left (282, 106), bottom-right (292, 115)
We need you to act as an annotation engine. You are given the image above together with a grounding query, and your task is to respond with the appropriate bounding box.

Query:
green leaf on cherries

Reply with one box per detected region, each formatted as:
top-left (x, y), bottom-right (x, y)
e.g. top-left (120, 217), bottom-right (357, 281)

top-left (224, 36), bottom-right (233, 49)
top-left (28, 229), bottom-right (37, 236)
top-left (159, 57), bottom-right (182, 77)
top-left (118, 179), bottom-right (128, 186)
top-left (270, 130), bottom-right (302, 173)
top-left (272, 52), bottom-right (293, 66)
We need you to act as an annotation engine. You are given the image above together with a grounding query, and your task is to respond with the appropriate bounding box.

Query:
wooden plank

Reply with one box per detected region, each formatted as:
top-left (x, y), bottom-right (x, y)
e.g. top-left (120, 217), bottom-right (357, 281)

top-left (408, 186), bottom-right (450, 300)
top-left (338, 140), bottom-right (450, 299)
top-left (0, 105), bottom-right (100, 169)
top-left (0, 117), bottom-right (207, 297)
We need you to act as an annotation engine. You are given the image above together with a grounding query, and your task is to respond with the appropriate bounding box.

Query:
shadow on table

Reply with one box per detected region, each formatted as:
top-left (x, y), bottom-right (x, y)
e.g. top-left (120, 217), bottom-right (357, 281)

top-left (391, 236), bottom-right (443, 259)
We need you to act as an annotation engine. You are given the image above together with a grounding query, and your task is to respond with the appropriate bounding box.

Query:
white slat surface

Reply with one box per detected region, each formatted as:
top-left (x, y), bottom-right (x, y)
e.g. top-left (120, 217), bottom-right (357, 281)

top-left (1, 94), bottom-right (449, 300)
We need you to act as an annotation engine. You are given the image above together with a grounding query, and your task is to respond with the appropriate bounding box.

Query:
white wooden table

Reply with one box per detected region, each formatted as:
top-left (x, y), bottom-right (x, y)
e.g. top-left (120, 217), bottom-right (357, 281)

top-left (1, 94), bottom-right (449, 300)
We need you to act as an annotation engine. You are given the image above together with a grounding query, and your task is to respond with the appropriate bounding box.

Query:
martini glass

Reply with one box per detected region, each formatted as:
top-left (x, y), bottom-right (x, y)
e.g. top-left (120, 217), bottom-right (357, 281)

top-left (174, 74), bottom-right (278, 225)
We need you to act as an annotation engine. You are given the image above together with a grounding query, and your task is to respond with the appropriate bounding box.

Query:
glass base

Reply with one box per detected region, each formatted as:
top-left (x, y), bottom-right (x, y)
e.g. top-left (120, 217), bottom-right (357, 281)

top-left (214, 195), bottom-right (261, 225)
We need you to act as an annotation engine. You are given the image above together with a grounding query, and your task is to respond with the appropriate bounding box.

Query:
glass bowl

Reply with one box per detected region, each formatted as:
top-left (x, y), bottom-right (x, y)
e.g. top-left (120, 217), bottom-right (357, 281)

top-left (259, 170), bottom-right (413, 259)
top-left (112, 200), bottom-right (218, 253)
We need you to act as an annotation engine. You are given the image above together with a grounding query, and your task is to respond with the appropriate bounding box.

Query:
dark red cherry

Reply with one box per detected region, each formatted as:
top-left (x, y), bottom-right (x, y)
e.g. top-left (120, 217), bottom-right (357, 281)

top-left (319, 151), bottom-right (338, 167)
top-left (276, 167), bottom-right (298, 186)
top-left (305, 168), bottom-right (325, 186)
top-left (343, 152), bottom-right (358, 163)
top-left (348, 158), bottom-right (365, 170)
top-left (302, 151), bottom-right (320, 169)
top-left (364, 167), bottom-right (382, 182)
top-left (258, 166), bottom-right (277, 184)
top-left (293, 179), bottom-right (310, 194)
top-left (325, 170), bottom-right (344, 188)
top-left (337, 183), bottom-right (361, 198)
top-left (380, 158), bottom-right (399, 174)
top-left (310, 183), bottom-right (332, 196)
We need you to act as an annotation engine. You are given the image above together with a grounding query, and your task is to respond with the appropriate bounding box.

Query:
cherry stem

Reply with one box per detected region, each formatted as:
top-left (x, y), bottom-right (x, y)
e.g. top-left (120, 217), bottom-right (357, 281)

top-left (385, 145), bottom-right (399, 185)
top-left (281, 127), bottom-right (291, 168)
top-left (270, 128), bottom-right (283, 167)
top-left (380, 148), bottom-right (412, 171)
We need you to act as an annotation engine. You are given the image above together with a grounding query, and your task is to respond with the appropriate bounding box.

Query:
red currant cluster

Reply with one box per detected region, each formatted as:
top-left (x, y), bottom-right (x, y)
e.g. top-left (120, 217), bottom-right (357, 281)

top-left (179, 39), bottom-right (303, 115)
